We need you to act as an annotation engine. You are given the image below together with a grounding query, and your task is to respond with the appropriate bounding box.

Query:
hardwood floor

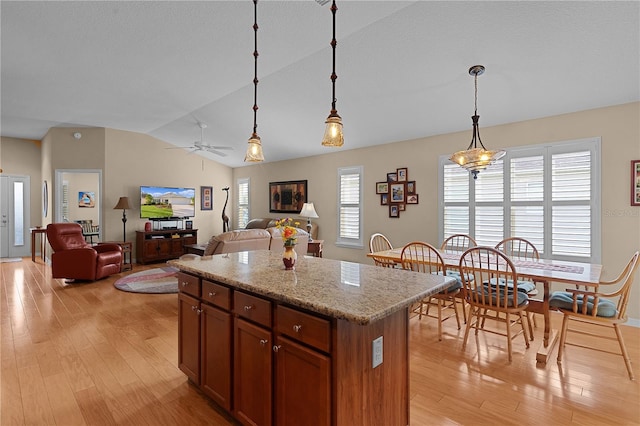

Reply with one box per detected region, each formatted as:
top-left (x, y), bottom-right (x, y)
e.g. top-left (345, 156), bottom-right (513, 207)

top-left (2, 258), bottom-right (639, 425)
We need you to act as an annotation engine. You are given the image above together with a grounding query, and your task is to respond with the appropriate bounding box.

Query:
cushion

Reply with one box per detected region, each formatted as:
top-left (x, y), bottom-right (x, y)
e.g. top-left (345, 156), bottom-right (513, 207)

top-left (472, 285), bottom-right (529, 308)
top-left (549, 292), bottom-right (617, 318)
top-left (488, 277), bottom-right (537, 294)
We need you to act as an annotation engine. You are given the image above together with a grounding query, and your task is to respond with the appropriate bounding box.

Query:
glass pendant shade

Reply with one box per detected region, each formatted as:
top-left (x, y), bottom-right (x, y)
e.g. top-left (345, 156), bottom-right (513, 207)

top-left (450, 65), bottom-right (505, 179)
top-left (244, 133), bottom-right (264, 162)
top-left (321, 112), bottom-right (344, 147)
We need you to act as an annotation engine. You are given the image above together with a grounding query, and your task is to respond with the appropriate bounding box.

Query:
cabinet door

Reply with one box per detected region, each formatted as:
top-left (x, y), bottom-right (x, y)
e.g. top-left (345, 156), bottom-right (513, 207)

top-left (201, 304), bottom-right (232, 411)
top-left (274, 336), bottom-right (330, 426)
top-left (171, 238), bottom-right (184, 256)
top-left (234, 318), bottom-right (272, 426)
top-left (143, 240), bottom-right (159, 260)
top-left (178, 293), bottom-right (200, 384)
top-left (157, 239), bottom-right (172, 257)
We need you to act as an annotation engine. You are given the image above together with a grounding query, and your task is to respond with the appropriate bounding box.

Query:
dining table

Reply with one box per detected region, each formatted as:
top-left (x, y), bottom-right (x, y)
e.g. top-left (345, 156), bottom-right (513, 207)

top-left (367, 246), bottom-right (603, 363)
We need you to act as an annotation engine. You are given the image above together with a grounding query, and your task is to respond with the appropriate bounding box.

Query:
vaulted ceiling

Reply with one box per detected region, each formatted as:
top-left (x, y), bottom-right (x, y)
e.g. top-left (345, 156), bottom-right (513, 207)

top-left (2, 1), bottom-right (638, 167)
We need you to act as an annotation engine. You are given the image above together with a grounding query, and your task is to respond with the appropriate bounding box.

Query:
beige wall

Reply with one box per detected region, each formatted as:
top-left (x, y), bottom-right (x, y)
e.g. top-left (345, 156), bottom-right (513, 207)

top-left (0, 137), bottom-right (42, 228)
top-left (234, 102), bottom-right (640, 320)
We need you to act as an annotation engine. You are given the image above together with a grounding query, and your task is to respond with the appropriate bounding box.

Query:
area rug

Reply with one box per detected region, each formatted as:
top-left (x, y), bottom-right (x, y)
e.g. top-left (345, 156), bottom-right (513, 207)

top-left (114, 266), bottom-right (179, 294)
top-left (0, 257), bottom-right (22, 263)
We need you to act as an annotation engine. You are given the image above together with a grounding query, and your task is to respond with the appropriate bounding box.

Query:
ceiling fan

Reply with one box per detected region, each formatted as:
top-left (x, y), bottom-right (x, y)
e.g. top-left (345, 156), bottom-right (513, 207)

top-left (167, 122), bottom-right (233, 157)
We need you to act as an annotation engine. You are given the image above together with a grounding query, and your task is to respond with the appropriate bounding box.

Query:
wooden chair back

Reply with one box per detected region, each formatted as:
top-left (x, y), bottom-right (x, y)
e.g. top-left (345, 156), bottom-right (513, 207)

top-left (495, 237), bottom-right (539, 260)
top-left (400, 242), bottom-right (444, 275)
top-left (440, 234), bottom-right (477, 254)
top-left (369, 233), bottom-right (395, 268)
top-left (459, 246), bottom-right (523, 311)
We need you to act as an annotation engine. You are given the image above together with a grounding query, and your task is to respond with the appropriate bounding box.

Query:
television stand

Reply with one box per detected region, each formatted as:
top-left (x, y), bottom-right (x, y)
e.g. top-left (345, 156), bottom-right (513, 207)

top-left (136, 229), bottom-right (197, 264)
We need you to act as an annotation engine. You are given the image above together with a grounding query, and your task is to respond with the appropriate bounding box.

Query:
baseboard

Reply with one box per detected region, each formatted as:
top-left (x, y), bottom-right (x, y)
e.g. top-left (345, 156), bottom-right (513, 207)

top-left (626, 318), bottom-right (640, 328)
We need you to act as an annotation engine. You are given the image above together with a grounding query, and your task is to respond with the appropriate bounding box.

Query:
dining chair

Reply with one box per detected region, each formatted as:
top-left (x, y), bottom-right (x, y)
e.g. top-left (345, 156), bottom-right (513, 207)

top-left (550, 251), bottom-right (639, 380)
top-left (369, 233), bottom-right (396, 268)
top-left (440, 234), bottom-right (477, 254)
top-left (459, 246), bottom-right (530, 362)
top-left (495, 236), bottom-right (541, 336)
top-left (440, 234), bottom-right (477, 323)
top-left (401, 242), bottom-right (461, 341)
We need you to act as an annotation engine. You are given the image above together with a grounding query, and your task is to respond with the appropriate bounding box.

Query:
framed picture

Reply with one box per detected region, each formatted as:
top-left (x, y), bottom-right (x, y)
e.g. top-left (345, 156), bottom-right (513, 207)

top-left (376, 181), bottom-right (389, 194)
top-left (406, 181), bottom-right (416, 195)
top-left (398, 203), bottom-right (406, 211)
top-left (390, 183), bottom-right (405, 203)
top-left (185, 220), bottom-right (193, 230)
top-left (407, 194), bottom-right (419, 204)
top-left (632, 160), bottom-right (640, 206)
top-left (270, 180), bottom-right (307, 213)
top-left (78, 191), bottom-right (95, 208)
top-left (387, 172), bottom-right (397, 182)
top-left (201, 186), bottom-right (213, 210)
top-left (389, 204), bottom-right (400, 218)
top-left (380, 193), bottom-right (389, 205)
top-left (396, 167), bottom-right (408, 182)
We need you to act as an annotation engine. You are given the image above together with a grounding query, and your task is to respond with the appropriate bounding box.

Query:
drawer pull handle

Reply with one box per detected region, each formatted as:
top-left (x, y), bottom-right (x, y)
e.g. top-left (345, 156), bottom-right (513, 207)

top-left (196, 309), bottom-right (202, 315)
top-left (181, 282), bottom-right (188, 287)
top-left (191, 305), bottom-right (197, 311)
top-left (208, 291), bottom-right (216, 297)
top-left (244, 305), bottom-right (253, 311)
top-left (259, 339), bottom-right (268, 346)
top-left (273, 345), bottom-right (282, 353)
top-left (293, 325), bottom-right (302, 333)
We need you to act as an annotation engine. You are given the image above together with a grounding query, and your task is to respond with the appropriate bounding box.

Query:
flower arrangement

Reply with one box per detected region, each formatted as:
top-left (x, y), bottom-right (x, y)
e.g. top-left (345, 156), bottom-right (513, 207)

top-left (275, 217), bottom-right (300, 247)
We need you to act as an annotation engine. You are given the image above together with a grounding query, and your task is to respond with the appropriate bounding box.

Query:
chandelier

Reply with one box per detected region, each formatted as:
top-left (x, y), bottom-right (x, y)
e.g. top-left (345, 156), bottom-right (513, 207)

top-left (321, 0), bottom-right (344, 147)
top-left (449, 65), bottom-right (505, 179)
top-left (244, 0), bottom-right (265, 162)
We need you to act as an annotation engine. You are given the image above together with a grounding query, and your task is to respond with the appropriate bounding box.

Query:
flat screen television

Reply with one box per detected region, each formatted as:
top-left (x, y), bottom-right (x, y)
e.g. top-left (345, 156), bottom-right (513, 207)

top-left (140, 186), bottom-right (196, 219)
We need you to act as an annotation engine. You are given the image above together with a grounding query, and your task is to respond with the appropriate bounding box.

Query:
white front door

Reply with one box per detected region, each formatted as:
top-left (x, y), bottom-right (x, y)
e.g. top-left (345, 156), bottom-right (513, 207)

top-left (0, 175), bottom-right (31, 258)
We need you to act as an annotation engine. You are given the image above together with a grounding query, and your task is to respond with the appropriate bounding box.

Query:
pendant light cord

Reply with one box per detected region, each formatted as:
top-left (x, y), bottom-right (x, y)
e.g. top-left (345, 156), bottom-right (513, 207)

top-left (252, 0), bottom-right (259, 135)
top-left (330, 0), bottom-right (337, 112)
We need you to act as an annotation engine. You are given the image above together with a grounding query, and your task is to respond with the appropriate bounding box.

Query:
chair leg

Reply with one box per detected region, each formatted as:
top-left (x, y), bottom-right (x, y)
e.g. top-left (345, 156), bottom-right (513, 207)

top-left (519, 312), bottom-right (530, 348)
top-left (437, 299), bottom-right (443, 341)
top-left (613, 324), bottom-right (635, 380)
top-left (505, 313), bottom-right (513, 362)
top-left (526, 312), bottom-right (535, 342)
top-left (452, 296), bottom-right (461, 330)
top-left (462, 306), bottom-right (476, 352)
top-left (557, 314), bottom-right (571, 363)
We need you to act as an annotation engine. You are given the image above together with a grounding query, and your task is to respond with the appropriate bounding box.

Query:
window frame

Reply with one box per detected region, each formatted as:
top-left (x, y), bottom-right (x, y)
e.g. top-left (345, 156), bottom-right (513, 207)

top-left (438, 137), bottom-right (601, 263)
top-left (336, 165), bottom-right (364, 249)
top-left (236, 177), bottom-right (250, 230)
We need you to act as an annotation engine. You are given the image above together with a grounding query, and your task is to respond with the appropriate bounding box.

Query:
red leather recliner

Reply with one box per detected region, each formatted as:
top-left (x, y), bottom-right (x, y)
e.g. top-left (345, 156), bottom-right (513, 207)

top-left (47, 223), bottom-right (123, 281)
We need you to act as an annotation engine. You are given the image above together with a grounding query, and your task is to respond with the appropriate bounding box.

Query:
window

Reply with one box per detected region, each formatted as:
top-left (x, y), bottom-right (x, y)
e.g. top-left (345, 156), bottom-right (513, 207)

top-left (236, 178), bottom-right (250, 230)
top-left (439, 138), bottom-right (601, 262)
top-left (336, 166), bottom-right (363, 248)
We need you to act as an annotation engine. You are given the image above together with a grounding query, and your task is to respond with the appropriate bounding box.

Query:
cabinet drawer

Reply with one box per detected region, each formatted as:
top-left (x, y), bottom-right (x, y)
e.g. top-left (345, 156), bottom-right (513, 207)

top-left (234, 292), bottom-right (271, 327)
top-left (276, 305), bottom-right (331, 353)
top-left (177, 272), bottom-right (201, 297)
top-left (202, 280), bottom-right (231, 310)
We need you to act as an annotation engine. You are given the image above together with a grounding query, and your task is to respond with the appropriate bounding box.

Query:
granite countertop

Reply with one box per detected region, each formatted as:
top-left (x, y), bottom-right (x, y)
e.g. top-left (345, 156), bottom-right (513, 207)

top-left (168, 250), bottom-right (455, 325)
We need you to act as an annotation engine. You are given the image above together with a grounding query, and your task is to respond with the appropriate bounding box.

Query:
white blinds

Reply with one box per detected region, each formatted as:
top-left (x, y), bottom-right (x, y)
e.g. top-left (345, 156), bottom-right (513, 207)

top-left (337, 166), bottom-right (363, 247)
top-left (441, 139), bottom-right (600, 262)
top-left (236, 178), bottom-right (249, 230)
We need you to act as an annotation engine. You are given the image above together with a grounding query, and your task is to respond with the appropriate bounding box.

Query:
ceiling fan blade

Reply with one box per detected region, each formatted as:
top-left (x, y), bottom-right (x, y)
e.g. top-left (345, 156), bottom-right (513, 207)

top-left (209, 146), bottom-right (233, 150)
top-left (165, 145), bottom-right (193, 150)
top-left (207, 149), bottom-right (228, 157)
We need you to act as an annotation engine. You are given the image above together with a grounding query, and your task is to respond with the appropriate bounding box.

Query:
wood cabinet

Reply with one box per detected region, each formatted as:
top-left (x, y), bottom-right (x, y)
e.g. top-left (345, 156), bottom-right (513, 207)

top-left (177, 270), bottom-right (408, 426)
top-left (136, 229), bottom-right (197, 264)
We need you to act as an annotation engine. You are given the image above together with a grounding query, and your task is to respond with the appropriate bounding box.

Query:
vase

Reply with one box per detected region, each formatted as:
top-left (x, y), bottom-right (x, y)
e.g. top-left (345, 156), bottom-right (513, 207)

top-left (282, 245), bottom-right (297, 270)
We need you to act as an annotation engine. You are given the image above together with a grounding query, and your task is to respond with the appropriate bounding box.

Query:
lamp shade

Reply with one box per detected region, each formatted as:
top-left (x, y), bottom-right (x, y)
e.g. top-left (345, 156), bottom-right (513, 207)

top-left (299, 202), bottom-right (319, 219)
top-left (244, 133), bottom-right (265, 162)
top-left (113, 196), bottom-right (131, 210)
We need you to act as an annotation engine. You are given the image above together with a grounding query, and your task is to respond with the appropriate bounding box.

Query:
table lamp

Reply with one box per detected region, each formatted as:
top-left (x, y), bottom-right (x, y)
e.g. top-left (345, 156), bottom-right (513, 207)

top-left (113, 196), bottom-right (131, 242)
top-left (299, 202), bottom-right (319, 241)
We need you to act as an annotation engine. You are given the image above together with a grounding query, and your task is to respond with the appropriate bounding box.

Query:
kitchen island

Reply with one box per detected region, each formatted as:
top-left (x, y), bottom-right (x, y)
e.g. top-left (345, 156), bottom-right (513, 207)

top-left (169, 250), bottom-right (454, 426)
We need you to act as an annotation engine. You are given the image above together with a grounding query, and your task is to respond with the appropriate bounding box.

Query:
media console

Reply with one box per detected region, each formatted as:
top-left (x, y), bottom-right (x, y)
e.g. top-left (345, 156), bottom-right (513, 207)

top-left (136, 229), bottom-right (197, 264)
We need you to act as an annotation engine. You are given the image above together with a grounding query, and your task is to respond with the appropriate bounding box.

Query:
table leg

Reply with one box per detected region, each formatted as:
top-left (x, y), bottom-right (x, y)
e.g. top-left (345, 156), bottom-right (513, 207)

top-left (526, 280), bottom-right (559, 364)
top-left (31, 230), bottom-right (36, 262)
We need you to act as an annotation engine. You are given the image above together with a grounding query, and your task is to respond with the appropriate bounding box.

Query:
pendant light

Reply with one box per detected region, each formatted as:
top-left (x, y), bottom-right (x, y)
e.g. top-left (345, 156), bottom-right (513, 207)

top-left (244, 0), bottom-right (265, 162)
top-left (321, 0), bottom-right (344, 147)
top-left (450, 65), bottom-right (505, 179)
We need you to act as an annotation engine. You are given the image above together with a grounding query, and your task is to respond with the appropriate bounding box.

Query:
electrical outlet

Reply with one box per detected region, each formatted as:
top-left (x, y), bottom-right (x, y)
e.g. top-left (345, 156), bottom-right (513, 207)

top-left (372, 336), bottom-right (383, 368)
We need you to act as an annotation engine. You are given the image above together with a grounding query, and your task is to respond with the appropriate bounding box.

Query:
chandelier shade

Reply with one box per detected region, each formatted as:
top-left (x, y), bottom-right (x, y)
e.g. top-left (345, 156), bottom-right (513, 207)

top-left (449, 65), bottom-right (505, 179)
top-left (321, 0), bottom-right (344, 148)
top-left (244, 0), bottom-right (265, 162)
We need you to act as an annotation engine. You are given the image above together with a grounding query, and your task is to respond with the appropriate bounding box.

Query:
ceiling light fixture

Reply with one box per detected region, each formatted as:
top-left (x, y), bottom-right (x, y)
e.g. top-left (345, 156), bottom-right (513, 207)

top-left (450, 65), bottom-right (505, 179)
top-left (321, 0), bottom-right (343, 147)
top-left (244, 0), bottom-right (265, 162)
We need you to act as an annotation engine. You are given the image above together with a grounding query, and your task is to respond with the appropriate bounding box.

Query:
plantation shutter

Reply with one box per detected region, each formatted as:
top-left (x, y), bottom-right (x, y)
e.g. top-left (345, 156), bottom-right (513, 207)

top-left (236, 178), bottom-right (249, 230)
top-left (337, 166), bottom-right (363, 247)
